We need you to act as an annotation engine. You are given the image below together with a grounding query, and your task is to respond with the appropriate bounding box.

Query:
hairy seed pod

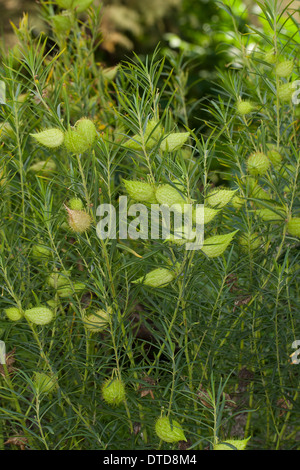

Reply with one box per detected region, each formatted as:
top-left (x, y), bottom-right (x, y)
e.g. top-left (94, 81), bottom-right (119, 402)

top-left (29, 160), bottom-right (57, 175)
top-left (56, 0), bottom-right (73, 8)
top-left (133, 267), bottom-right (176, 288)
top-left (206, 188), bottom-right (237, 208)
top-left (124, 119), bottom-right (162, 150)
top-left (47, 270), bottom-right (70, 289)
top-left (278, 83), bottom-right (294, 103)
top-left (246, 178), bottom-right (272, 208)
top-left (124, 135), bottom-right (156, 150)
top-left (201, 230), bottom-right (238, 258)
top-left (24, 307), bottom-right (54, 325)
top-left (287, 217), bottom-right (300, 237)
top-left (231, 195), bottom-right (245, 210)
top-left (144, 119), bottom-right (163, 141)
top-left (73, 0), bottom-right (94, 12)
top-left (75, 118), bottom-right (97, 143)
top-left (123, 180), bottom-right (157, 203)
top-left (236, 100), bottom-right (255, 115)
top-left (51, 14), bottom-right (73, 32)
top-left (33, 372), bottom-right (56, 395)
top-left (64, 128), bottom-right (90, 154)
top-left (155, 416), bottom-right (186, 443)
top-left (102, 378), bottom-right (126, 406)
top-left (160, 132), bottom-right (190, 152)
top-left (30, 128), bottom-right (64, 149)
top-left (57, 282), bottom-right (86, 298)
top-left (5, 307), bottom-right (23, 321)
top-left (69, 197), bottom-right (84, 210)
top-left (247, 152), bottom-right (270, 176)
top-left (193, 206), bottom-right (220, 224)
top-left (84, 308), bottom-right (112, 332)
top-left (266, 145), bottom-right (282, 168)
top-left (32, 244), bottom-right (52, 259)
top-left (256, 207), bottom-right (285, 222)
top-left (275, 60), bottom-right (294, 78)
top-left (102, 65), bottom-right (119, 81)
top-left (264, 48), bottom-right (277, 64)
top-left (155, 184), bottom-right (187, 207)
top-left (65, 206), bottom-right (92, 233)
top-left (214, 437), bottom-right (250, 450)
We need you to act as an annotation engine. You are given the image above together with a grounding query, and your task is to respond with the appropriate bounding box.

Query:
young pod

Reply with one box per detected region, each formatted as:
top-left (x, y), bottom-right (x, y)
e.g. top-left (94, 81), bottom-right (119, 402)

top-left (247, 152), bottom-right (270, 176)
top-left (102, 378), bottom-right (126, 406)
top-left (24, 307), bottom-right (54, 325)
top-left (155, 416), bottom-right (186, 443)
top-left (206, 188), bottom-right (237, 208)
top-left (132, 267), bottom-right (176, 288)
top-left (5, 307), bottom-right (23, 321)
top-left (30, 128), bottom-right (64, 149)
top-left (201, 230), bottom-right (238, 258)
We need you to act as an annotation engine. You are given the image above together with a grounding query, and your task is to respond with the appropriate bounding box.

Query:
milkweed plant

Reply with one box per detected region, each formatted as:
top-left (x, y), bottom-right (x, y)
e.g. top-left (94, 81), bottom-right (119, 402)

top-left (0, 0), bottom-right (299, 450)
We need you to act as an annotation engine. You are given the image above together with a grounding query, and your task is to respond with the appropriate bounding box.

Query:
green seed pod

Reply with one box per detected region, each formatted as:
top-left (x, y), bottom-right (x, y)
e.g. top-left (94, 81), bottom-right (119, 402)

top-left (56, 0), bottom-right (73, 8)
top-left (133, 267), bottom-right (176, 288)
top-left (287, 217), bottom-right (300, 237)
top-left (123, 180), bottom-right (157, 203)
top-left (32, 244), bottom-right (52, 260)
top-left (124, 120), bottom-right (162, 150)
top-left (206, 188), bottom-right (237, 208)
top-left (64, 119), bottom-right (96, 154)
top-left (247, 152), bottom-right (270, 176)
top-left (84, 307), bottom-right (112, 332)
top-left (264, 48), bottom-right (277, 64)
top-left (29, 160), bottom-right (57, 175)
top-left (73, 0), bottom-right (94, 12)
top-left (102, 378), bottom-right (126, 406)
top-left (5, 307), bottom-right (23, 321)
top-left (155, 184), bottom-right (187, 207)
top-left (33, 372), bottom-right (56, 395)
top-left (51, 13), bottom-right (73, 32)
top-left (47, 270), bottom-right (70, 289)
top-left (201, 230), bottom-right (238, 258)
top-left (65, 206), bottom-right (92, 233)
top-left (57, 282), bottom-right (86, 298)
top-left (101, 65), bottom-right (119, 81)
top-left (64, 129), bottom-right (89, 154)
top-left (236, 100), bottom-right (255, 115)
top-left (69, 197), bottom-right (84, 210)
top-left (278, 83), bottom-right (294, 103)
top-left (75, 118), bottom-right (97, 144)
top-left (46, 299), bottom-right (59, 309)
top-left (214, 437), bottom-right (250, 450)
top-left (193, 206), bottom-right (220, 225)
top-left (124, 135), bottom-right (156, 150)
top-left (165, 222), bottom-right (195, 245)
top-left (279, 164), bottom-right (296, 180)
top-left (160, 132), bottom-right (190, 152)
top-left (24, 307), bottom-right (54, 325)
top-left (266, 145), bottom-right (282, 168)
top-left (30, 128), bottom-right (64, 149)
top-left (238, 232), bottom-right (262, 252)
top-left (246, 178), bottom-right (272, 207)
top-left (275, 60), bottom-right (294, 78)
top-left (256, 207), bottom-right (285, 222)
top-left (155, 416), bottom-right (186, 443)
top-left (231, 195), bottom-right (245, 210)
top-left (145, 119), bottom-right (163, 141)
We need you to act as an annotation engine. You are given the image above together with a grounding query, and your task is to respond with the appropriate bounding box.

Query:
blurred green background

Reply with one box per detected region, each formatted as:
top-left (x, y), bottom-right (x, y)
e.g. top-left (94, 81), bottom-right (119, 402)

top-left (0, 0), bottom-right (297, 130)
